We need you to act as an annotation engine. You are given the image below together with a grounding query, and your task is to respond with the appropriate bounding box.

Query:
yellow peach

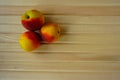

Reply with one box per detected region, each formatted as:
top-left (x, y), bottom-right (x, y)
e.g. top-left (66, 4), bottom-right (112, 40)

top-left (19, 31), bottom-right (41, 51)
top-left (40, 23), bottom-right (61, 43)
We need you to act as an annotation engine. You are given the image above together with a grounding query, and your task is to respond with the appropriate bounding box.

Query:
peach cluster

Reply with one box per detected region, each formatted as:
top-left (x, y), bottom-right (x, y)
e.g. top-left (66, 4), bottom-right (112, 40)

top-left (19, 10), bottom-right (61, 52)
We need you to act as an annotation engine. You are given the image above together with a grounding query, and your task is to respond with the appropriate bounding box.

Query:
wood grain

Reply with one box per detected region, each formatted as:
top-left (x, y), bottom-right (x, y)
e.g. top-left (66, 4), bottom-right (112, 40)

top-left (1, 0), bottom-right (120, 6)
top-left (1, 15), bottom-right (120, 24)
top-left (0, 61), bottom-right (120, 72)
top-left (0, 0), bottom-right (120, 80)
top-left (0, 51), bottom-right (120, 61)
top-left (0, 71), bottom-right (119, 80)
top-left (1, 6), bottom-right (120, 16)
top-left (0, 33), bottom-right (120, 45)
top-left (1, 24), bottom-right (120, 34)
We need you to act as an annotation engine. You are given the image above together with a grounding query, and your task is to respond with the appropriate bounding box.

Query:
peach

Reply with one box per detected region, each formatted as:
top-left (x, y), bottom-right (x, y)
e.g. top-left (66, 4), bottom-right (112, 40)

top-left (40, 23), bottom-right (61, 43)
top-left (19, 31), bottom-right (41, 51)
top-left (21, 10), bottom-right (45, 31)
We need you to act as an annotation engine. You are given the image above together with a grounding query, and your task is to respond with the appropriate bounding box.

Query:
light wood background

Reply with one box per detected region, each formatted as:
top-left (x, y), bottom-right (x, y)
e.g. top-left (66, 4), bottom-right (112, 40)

top-left (0, 0), bottom-right (120, 80)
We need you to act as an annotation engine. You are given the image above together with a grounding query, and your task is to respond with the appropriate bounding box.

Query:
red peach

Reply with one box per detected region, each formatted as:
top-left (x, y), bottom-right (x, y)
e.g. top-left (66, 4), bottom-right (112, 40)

top-left (21, 10), bottom-right (45, 31)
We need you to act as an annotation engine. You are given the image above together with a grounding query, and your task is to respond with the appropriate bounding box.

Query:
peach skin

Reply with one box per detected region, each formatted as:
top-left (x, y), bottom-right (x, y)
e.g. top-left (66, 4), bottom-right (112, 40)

top-left (19, 31), bottom-right (41, 52)
top-left (40, 23), bottom-right (61, 43)
top-left (21, 10), bottom-right (45, 31)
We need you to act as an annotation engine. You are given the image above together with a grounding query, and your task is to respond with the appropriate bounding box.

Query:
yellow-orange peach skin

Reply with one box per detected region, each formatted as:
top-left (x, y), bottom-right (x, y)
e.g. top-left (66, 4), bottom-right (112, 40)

top-left (19, 31), bottom-right (41, 51)
top-left (41, 23), bottom-right (61, 43)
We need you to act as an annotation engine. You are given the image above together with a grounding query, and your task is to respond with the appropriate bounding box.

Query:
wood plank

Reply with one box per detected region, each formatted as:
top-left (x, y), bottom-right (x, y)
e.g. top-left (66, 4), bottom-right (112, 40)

top-left (0, 33), bottom-right (120, 44)
top-left (0, 71), bottom-right (119, 80)
top-left (0, 61), bottom-right (120, 72)
top-left (1, 24), bottom-right (120, 34)
top-left (0, 43), bottom-right (120, 52)
top-left (0, 15), bottom-right (120, 24)
top-left (1, 6), bottom-right (120, 16)
top-left (1, 0), bottom-right (120, 6)
top-left (0, 51), bottom-right (120, 61)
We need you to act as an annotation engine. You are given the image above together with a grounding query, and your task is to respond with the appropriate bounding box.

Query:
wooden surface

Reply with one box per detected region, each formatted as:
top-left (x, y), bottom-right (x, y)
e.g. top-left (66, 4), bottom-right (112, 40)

top-left (0, 0), bottom-right (120, 80)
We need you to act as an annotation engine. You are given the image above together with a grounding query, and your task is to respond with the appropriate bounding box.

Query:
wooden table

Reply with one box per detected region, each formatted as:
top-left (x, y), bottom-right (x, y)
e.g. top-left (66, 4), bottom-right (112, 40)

top-left (0, 0), bottom-right (120, 80)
